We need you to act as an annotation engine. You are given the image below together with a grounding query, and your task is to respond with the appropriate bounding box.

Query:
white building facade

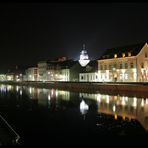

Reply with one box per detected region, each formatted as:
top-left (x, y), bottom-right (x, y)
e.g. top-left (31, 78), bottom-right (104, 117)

top-left (97, 42), bottom-right (148, 82)
top-left (26, 67), bottom-right (38, 81)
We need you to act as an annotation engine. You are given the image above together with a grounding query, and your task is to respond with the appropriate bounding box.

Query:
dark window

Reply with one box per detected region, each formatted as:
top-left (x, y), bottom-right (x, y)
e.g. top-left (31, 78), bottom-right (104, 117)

top-left (109, 65), bottom-right (111, 70)
top-left (145, 52), bottom-right (147, 58)
top-left (141, 63), bottom-right (144, 68)
top-left (130, 63), bottom-right (134, 68)
top-left (81, 76), bottom-right (83, 80)
top-left (100, 65), bottom-right (103, 70)
top-left (114, 63), bottom-right (117, 69)
top-left (120, 64), bottom-right (122, 69)
top-left (125, 63), bottom-right (128, 69)
top-left (104, 65), bottom-right (107, 70)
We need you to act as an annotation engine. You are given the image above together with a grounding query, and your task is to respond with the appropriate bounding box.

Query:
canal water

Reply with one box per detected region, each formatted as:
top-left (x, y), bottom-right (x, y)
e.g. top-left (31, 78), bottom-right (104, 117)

top-left (0, 84), bottom-right (148, 146)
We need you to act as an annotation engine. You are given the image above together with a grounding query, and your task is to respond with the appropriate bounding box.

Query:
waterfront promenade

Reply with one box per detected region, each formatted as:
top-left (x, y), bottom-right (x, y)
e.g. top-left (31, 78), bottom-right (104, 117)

top-left (1, 81), bottom-right (148, 98)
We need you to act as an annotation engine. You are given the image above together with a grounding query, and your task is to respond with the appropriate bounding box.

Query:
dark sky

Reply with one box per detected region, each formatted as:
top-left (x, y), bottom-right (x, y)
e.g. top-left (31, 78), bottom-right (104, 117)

top-left (0, 2), bottom-right (148, 72)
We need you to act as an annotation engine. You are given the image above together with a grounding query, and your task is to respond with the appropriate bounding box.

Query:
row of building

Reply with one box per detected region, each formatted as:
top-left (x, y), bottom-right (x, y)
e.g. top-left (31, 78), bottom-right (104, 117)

top-left (0, 42), bottom-right (148, 82)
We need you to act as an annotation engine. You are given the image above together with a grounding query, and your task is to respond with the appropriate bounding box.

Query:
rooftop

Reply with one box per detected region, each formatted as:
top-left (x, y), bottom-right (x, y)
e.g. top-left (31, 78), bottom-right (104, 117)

top-left (99, 42), bottom-right (147, 60)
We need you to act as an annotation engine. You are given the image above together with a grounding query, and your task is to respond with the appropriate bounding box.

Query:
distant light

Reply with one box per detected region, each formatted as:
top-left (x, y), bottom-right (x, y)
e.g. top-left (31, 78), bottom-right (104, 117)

top-left (97, 94), bottom-right (101, 102)
top-left (114, 114), bottom-right (117, 120)
top-left (51, 89), bottom-right (54, 97)
top-left (55, 90), bottom-right (58, 97)
top-left (20, 90), bottom-right (22, 96)
top-left (141, 99), bottom-right (144, 107)
top-left (106, 95), bottom-right (109, 104)
top-left (29, 87), bottom-right (32, 94)
top-left (48, 94), bottom-right (51, 101)
top-left (113, 105), bottom-right (116, 112)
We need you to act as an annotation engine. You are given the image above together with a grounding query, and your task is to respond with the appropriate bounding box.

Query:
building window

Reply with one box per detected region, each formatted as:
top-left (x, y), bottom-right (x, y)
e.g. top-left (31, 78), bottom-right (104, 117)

top-left (109, 65), bottom-right (111, 70)
top-left (120, 64), bottom-right (122, 69)
top-left (113, 63), bottom-right (117, 69)
top-left (128, 52), bottom-right (131, 57)
top-left (100, 65), bottom-right (103, 70)
top-left (125, 74), bottom-right (128, 80)
top-left (145, 52), bottom-right (147, 58)
top-left (81, 76), bottom-right (83, 80)
top-left (96, 75), bottom-right (98, 79)
top-left (130, 62), bottom-right (134, 68)
top-left (125, 63), bottom-right (128, 69)
top-left (114, 54), bottom-right (117, 58)
top-left (104, 65), bottom-right (107, 70)
top-left (141, 63), bottom-right (144, 68)
top-left (119, 74), bottom-right (123, 80)
top-left (122, 53), bottom-right (125, 57)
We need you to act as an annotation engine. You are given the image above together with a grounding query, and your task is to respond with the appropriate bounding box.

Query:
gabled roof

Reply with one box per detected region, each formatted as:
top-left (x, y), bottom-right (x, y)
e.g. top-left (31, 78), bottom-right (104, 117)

top-left (99, 42), bottom-right (147, 60)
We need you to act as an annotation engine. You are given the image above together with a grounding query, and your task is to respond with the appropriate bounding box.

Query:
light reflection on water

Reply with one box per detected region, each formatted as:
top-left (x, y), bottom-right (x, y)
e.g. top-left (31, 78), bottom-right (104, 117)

top-left (0, 84), bottom-right (148, 145)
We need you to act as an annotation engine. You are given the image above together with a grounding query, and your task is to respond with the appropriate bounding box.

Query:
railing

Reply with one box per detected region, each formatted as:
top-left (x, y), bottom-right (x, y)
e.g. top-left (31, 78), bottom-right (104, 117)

top-left (0, 114), bottom-right (20, 144)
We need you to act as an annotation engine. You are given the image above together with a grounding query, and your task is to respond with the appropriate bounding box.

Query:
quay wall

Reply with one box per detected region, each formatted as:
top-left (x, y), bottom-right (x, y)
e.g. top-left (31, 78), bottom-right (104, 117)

top-left (1, 81), bottom-right (148, 98)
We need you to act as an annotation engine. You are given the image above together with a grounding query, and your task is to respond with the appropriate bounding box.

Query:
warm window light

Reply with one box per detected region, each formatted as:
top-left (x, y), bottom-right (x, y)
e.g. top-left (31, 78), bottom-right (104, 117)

top-left (114, 54), bottom-right (117, 58)
top-left (122, 53), bottom-right (125, 57)
top-left (128, 52), bottom-right (131, 57)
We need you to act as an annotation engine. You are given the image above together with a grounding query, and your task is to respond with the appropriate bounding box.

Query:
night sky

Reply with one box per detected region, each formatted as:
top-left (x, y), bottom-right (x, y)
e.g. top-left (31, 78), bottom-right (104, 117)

top-left (0, 2), bottom-right (148, 72)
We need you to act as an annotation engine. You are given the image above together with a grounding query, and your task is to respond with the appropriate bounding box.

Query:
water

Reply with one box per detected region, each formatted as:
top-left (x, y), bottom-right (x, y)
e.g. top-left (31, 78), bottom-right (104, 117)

top-left (0, 84), bottom-right (148, 146)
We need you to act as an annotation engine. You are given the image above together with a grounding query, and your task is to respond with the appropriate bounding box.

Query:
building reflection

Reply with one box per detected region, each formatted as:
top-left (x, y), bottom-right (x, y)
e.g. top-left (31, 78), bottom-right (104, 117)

top-left (24, 87), bottom-right (70, 110)
top-left (79, 92), bottom-right (148, 131)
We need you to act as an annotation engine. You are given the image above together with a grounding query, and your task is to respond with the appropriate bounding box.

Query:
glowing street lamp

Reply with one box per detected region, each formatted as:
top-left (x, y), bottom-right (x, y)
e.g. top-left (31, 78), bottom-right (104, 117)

top-left (79, 44), bottom-right (90, 67)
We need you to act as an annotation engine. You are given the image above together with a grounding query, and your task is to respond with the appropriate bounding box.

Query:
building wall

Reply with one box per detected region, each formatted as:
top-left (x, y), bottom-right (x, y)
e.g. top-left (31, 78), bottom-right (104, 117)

top-left (97, 43), bottom-right (148, 82)
top-left (136, 43), bottom-right (148, 82)
top-left (60, 69), bottom-right (70, 81)
top-left (38, 62), bottom-right (48, 81)
top-left (79, 72), bottom-right (98, 82)
top-left (26, 67), bottom-right (38, 81)
top-left (70, 63), bottom-right (83, 81)
top-left (0, 74), bottom-right (6, 81)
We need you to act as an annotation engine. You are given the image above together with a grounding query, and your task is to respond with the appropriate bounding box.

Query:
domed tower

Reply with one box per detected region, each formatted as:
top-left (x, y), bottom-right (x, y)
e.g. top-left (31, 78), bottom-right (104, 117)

top-left (79, 44), bottom-right (90, 67)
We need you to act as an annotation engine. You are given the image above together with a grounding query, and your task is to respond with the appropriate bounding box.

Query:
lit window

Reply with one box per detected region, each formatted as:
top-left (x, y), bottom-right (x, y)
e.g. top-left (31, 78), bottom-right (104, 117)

top-left (128, 52), bottom-right (131, 57)
top-left (114, 54), bottom-right (117, 58)
top-left (125, 73), bottom-right (128, 79)
top-left (119, 74), bottom-right (123, 80)
top-left (122, 53), bottom-right (125, 57)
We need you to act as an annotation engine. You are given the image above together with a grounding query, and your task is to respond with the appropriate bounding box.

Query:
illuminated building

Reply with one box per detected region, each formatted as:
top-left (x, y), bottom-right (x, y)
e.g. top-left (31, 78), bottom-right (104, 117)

top-left (79, 44), bottom-right (90, 67)
top-left (38, 58), bottom-right (83, 82)
top-left (0, 74), bottom-right (6, 81)
top-left (97, 42), bottom-right (148, 82)
top-left (37, 61), bottom-right (48, 81)
top-left (26, 67), bottom-right (38, 81)
top-left (79, 60), bottom-right (98, 82)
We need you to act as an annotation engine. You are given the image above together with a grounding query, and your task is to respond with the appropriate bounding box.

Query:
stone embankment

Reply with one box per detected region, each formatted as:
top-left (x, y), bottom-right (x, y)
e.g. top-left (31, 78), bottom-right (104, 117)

top-left (1, 81), bottom-right (148, 98)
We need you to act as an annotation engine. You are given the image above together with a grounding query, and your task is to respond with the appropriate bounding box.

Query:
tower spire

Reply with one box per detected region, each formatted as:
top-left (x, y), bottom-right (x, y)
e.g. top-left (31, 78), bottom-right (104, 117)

top-left (83, 44), bottom-right (86, 50)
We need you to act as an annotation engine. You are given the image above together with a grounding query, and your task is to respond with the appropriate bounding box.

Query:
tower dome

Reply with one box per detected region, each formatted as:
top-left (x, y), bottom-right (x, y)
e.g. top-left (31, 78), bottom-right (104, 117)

top-left (79, 44), bottom-right (90, 67)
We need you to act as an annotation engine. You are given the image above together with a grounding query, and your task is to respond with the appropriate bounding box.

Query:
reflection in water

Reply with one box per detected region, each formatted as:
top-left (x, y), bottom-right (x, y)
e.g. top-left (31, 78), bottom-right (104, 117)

top-left (79, 92), bottom-right (148, 131)
top-left (0, 84), bottom-right (148, 142)
top-left (80, 100), bottom-right (89, 115)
